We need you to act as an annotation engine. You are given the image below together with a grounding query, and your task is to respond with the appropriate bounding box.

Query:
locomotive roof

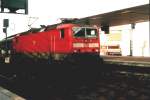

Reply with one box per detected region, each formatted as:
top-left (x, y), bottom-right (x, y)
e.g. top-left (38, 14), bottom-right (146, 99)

top-left (4, 23), bottom-right (97, 40)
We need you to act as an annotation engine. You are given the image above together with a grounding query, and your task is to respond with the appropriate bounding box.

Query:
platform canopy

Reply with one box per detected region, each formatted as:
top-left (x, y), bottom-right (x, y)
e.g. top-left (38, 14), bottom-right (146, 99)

top-left (75, 4), bottom-right (149, 27)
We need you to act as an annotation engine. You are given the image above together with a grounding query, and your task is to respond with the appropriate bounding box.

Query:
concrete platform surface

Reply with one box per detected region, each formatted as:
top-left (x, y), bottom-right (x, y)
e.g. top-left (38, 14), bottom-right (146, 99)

top-left (0, 86), bottom-right (26, 100)
top-left (102, 55), bottom-right (150, 67)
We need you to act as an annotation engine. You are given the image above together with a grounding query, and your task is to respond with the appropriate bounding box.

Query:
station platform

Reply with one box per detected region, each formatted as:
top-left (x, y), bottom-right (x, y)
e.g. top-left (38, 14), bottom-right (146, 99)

top-left (102, 55), bottom-right (150, 67)
top-left (0, 86), bottom-right (25, 100)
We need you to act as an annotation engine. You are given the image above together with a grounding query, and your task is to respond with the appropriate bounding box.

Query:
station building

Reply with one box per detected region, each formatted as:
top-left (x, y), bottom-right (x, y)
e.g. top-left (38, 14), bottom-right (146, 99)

top-left (100, 21), bottom-right (150, 57)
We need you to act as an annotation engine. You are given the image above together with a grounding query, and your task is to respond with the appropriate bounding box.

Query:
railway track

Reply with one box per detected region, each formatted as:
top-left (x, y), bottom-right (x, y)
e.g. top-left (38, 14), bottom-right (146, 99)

top-left (0, 63), bottom-right (150, 100)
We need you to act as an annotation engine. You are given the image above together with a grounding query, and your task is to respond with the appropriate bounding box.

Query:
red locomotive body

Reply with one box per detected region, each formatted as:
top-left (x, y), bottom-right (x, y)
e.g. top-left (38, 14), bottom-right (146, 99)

top-left (12, 23), bottom-right (100, 61)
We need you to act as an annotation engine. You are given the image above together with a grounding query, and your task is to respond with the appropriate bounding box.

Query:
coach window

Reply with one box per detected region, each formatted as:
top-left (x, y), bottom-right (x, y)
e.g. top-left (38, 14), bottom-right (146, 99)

top-left (60, 29), bottom-right (65, 39)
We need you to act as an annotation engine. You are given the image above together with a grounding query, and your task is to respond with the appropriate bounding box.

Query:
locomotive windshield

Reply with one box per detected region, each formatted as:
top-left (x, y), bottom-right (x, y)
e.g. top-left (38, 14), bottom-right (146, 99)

top-left (73, 27), bottom-right (98, 38)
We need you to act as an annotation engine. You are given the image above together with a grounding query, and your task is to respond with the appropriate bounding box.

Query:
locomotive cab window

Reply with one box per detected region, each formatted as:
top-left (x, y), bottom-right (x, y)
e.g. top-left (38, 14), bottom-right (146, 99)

top-left (73, 27), bottom-right (98, 38)
top-left (60, 29), bottom-right (65, 39)
top-left (86, 28), bottom-right (98, 38)
top-left (73, 27), bottom-right (85, 37)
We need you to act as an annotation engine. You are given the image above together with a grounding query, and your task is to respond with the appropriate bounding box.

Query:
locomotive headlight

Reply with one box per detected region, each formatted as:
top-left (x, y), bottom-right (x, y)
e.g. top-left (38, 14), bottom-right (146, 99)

top-left (73, 50), bottom-right (77, 53)
top-left (95, 49), bottom-right (99, 52)
top-left (1, 50), bottom-right (6, 54)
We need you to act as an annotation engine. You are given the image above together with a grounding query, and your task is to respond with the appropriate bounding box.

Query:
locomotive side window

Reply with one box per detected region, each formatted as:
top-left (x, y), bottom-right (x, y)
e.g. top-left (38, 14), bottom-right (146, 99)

top-left (60, 29), bottom-right (65, 39)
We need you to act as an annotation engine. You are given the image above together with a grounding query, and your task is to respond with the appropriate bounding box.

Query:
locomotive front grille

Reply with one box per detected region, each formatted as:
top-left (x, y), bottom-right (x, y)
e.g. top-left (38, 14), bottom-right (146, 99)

top-left (73, 43), bottom-right (84, 48)
top-left (73, 43), bottom-right (99, 48)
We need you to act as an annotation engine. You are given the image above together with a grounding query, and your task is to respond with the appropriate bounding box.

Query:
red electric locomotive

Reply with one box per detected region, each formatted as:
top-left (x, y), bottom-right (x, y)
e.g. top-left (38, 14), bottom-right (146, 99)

top-left (11, 23), bottom-right (100, 63)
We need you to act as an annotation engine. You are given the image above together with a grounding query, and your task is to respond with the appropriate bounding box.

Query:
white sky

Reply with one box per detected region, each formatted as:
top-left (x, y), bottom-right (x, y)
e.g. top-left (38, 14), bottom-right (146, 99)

top-left (28, 0), bottom-right (149, 25)
top-left (29, 0), bottom-right (149, 17)
top-left (0, 0), bottom-right (149, 40)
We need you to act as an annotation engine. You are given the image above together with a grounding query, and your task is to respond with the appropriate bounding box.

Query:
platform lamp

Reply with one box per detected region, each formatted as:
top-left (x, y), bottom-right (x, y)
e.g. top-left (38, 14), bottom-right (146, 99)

top-left (130, 23), bottom-right (136, 56)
